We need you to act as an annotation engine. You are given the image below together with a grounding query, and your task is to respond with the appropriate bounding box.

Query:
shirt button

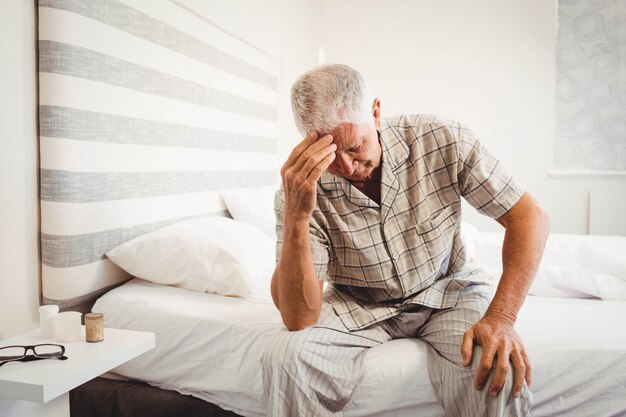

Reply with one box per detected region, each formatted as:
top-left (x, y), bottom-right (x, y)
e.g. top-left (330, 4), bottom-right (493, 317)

top-left (392, 253), bottom-right (399, 260)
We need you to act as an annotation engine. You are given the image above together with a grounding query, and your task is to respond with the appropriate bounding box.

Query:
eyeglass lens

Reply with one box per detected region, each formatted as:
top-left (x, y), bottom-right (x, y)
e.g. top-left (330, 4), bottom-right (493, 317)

top-left (0, 347), bottom-right (26, 361)
top-left (33, 344), bottom-right (64, 358)
top-left (0, 344), bottom-right (64, 360)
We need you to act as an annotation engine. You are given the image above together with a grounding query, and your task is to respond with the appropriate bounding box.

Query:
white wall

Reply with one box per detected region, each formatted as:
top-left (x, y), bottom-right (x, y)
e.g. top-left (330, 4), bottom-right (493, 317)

top-left (176, 0), bottom-right (321, 160)
top-left (0, 0), bottom-right (40, 338)
top-left (319, 0), bottom-right (626, 234)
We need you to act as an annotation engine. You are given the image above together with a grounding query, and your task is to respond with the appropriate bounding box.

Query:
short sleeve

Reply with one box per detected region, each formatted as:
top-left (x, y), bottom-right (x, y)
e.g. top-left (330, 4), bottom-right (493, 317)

top-left (274, 185), bottom-right (331, 281)
top-left (455, 123), bottom-right (525, 219)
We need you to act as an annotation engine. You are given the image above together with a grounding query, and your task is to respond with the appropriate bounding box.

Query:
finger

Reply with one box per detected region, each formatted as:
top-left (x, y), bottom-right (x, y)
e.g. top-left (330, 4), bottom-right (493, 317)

top-left (521, 349), bottom-right (532, 387)
top-left (488, 344), bottom-right (511, 397)
top-left (283, 131), bottom-right (318, 169)
top-left (306, 152), bottom-right (336, 183)
top-left (283, 132), bottom-right (320, 169)
top-left (510, 349), bottom-right (526, 398)
top-left (284, 136), bottom-right (332, 181)
top-left (291, 134), bottom-right (334, 174)
top-left (475, 344), bottom-right (497, 391)
top-left (460, 329), bottom-right (474, 367)
top-left (300, 142), bottom-right (337, 180)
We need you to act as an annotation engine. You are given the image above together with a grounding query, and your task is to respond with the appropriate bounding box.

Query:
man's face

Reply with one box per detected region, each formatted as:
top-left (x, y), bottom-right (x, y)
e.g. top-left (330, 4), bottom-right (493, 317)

top-left (322, 98), bottom-right (382, 183)
top-left (325, 122), bottom-right (382, 183)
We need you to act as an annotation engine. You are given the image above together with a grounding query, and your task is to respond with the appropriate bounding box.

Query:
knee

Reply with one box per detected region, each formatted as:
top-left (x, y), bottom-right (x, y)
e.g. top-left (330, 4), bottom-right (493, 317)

top-left (470, 346), bottom-right (532, 404)
top-left (261, 328), bottom-right (310, 375)
top-left (469, 345), bottom-right (514, 388)
top-left (430, 344), bottom-right (532, 416)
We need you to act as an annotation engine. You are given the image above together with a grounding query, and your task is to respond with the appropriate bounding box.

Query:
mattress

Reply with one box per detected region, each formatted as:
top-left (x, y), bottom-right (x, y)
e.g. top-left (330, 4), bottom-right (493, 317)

top-left (93, 277), bottom-right (626, 417)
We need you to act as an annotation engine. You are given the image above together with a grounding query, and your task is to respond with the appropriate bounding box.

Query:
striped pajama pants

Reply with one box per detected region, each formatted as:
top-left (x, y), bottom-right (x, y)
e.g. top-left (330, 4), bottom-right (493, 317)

top-left (261, 284), bottom-right (533, 417)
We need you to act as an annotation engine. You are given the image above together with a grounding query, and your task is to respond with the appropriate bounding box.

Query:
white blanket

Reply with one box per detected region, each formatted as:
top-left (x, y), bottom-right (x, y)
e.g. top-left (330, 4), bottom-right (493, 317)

top-left (467, 230), bottom-right (626, 300)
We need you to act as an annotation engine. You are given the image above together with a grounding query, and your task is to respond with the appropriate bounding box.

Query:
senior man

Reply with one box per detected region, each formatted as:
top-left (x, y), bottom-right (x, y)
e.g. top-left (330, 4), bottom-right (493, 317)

top-left (262, 64), bottom-right (549, 417)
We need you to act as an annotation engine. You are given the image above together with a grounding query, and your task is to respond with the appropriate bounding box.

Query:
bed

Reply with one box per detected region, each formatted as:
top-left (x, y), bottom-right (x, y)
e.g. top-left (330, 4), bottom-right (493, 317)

top-left (82, 227), bottom-right (626, 417)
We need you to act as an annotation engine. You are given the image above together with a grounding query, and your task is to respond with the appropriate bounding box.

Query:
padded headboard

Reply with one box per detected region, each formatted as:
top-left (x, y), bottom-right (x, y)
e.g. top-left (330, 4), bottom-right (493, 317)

top-left (38, 0), bottom-right (279, 308)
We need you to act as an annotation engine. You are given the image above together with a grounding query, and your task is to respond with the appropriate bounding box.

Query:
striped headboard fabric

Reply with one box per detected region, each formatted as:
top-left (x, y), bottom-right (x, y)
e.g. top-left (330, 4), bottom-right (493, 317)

top-left (38, 0), bottom-right (280, 308)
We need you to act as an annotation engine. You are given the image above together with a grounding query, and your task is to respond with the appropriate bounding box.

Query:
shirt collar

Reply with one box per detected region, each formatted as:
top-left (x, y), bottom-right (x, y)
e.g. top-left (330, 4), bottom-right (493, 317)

top-left (319, 119), bottom-right (409, 191)
top-left (379, 119), bottom-right (410, 171)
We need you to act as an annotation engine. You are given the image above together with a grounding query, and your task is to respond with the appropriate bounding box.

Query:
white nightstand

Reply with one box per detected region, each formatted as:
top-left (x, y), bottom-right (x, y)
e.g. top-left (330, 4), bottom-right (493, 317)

top-left (0, 326), bottom-right (155, 417)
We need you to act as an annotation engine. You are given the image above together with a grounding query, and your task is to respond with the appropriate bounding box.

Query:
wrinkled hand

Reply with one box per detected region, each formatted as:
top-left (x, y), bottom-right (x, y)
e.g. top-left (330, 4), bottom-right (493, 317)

top-left (460, 315), bottom-right (531, 398)
top-left (281, 132), bottom-right (336, 222)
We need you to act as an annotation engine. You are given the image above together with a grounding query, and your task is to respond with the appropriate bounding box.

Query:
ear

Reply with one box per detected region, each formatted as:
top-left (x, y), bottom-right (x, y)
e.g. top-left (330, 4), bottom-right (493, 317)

top-left (372, 98), bottom-right (381, 130)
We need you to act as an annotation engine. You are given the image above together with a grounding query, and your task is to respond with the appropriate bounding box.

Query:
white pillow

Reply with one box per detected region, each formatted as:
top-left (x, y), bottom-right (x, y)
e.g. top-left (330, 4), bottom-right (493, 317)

top-left (221, 186), bottom-right (278, 239)
top-left (106, 217), bottom-right (276, 297)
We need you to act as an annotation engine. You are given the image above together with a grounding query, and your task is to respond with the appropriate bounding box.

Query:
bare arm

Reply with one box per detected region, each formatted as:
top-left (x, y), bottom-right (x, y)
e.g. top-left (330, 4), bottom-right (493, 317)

top-left (271, 133), bottom-right (336, 331)
top-left (488, 192), bottom-right (550, 328)
top-left (271, 221), bottom-right (325, 330)
top-left (461, 192), bottom-right (550, 397)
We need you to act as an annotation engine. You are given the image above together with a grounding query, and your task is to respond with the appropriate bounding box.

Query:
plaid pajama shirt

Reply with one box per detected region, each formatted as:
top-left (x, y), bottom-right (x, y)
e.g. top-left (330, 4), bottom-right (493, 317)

top-left (275, 114), bottom-right (525, 331)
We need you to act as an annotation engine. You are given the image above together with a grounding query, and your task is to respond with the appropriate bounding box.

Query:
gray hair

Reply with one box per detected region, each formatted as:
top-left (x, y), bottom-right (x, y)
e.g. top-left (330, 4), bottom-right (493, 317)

top-left (290, 64), bottom-right (374, 136)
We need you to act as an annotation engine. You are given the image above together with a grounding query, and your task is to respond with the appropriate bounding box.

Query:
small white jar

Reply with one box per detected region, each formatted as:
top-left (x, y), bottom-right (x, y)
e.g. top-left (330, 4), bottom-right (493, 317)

top-left (39, 305), bottom-right (59, 339)
top-left (54, 311), bottom-right (83, 343)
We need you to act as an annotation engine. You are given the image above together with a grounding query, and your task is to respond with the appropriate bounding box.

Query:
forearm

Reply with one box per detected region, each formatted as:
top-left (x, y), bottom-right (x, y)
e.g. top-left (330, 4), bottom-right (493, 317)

top-left (485, 196), bottom-right (550, 324)
top-left (271, 219), bottom-right (323, 330)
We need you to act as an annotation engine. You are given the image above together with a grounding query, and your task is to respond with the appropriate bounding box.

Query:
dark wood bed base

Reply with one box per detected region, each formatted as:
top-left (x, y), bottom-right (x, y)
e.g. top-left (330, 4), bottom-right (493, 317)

top-left (70, 377), bottom-right (243, 417)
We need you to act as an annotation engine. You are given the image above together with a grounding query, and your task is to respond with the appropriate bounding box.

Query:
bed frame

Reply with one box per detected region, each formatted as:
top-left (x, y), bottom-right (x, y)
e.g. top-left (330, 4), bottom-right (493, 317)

top-left (71, 377), bottom-right (242, 417)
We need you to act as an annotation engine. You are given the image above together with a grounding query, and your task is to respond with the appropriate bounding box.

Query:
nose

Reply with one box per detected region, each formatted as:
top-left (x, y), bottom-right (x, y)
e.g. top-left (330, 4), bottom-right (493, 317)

top-left (334, 152), bottom-right (357, 177)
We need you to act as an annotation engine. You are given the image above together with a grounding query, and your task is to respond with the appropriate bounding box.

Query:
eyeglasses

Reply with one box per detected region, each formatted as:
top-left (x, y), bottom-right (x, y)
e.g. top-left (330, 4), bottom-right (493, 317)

top-left (0, 344), bottom-right (68, 367)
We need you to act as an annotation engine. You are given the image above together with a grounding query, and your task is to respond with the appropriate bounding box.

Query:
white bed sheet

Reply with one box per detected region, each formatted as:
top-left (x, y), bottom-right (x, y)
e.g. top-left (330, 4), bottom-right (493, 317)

top-left (93, 278), bottom-right (626, 417)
